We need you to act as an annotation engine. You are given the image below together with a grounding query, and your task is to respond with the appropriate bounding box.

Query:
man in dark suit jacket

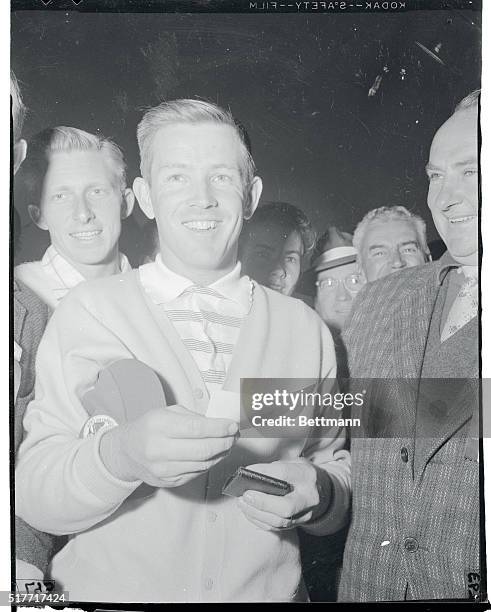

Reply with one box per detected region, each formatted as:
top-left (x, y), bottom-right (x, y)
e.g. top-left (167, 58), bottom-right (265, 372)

top-left (338, 91), bottom-right (480, 601)
top-left (12, 72), bottom-right (64, 579)
top-left (14, 281), bottom-right (63, 578)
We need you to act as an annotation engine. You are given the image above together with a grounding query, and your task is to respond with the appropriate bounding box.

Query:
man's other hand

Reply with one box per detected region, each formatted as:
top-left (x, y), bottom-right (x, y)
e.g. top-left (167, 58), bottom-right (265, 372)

top-left (237, 459), bottom-right (332, 531)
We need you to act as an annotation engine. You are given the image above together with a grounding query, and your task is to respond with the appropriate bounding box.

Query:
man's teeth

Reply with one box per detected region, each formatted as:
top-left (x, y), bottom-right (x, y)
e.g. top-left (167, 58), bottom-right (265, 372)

top-left (71, 230), bottom-right (102, 240)
top-left (449, 216), bottom-right (475, 224)
top-left (183, 220), bottom-right (218, 231)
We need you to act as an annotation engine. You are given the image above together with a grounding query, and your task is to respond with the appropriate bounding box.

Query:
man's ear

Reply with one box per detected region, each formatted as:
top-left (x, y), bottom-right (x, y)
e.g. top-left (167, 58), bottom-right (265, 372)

top-left (133, 177), bottom-right (154, 220)
top-left (121, 187), bottom-right (135, 220)
top-left (27, 204), bottom-right (48, 230)
top-left (13, 139), bottom-right (27, 175)
top-left (244, 176), bottom-right (263, 221)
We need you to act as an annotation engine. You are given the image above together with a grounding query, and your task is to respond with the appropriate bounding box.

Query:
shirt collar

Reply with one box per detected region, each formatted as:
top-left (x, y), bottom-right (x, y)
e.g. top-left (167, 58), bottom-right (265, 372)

top-left (139, 254), bottom-right (252, 314)
top-left (41, 245), bottom-right (131, 294)
top-left (42, 245), bottom-right (85, 291)
top-left (436, 250), bottom-right (478, 285)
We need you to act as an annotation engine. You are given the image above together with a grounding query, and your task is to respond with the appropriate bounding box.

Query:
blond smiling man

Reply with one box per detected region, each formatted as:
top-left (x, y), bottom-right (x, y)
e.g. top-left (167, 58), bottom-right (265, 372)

top-left (16, 100), bottom-right (350, 603)
top-left (15, 127), bottom-right (134, 310)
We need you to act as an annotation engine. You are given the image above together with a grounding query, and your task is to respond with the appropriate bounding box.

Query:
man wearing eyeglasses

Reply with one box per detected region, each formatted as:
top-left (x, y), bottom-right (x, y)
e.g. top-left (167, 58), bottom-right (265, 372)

top-left (294, 226), bottom-right (362, 600)
top-left (314, 251), bottom-right (364, 335)
top-left (299, 227), bottom-right (365, 336)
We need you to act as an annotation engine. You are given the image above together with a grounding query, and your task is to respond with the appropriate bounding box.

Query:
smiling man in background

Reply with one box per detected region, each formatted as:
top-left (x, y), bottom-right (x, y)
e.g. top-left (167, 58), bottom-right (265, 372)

top-left (239, 201), bottom-right (315, 297)
top-left (338, 91), bottom-right (480, 601)
top-left (353, 205), bottom-right (430, 283)
top-left (15, 126), bottom-right (134, 310)
top-left (309, 227), bottom-right (364, 335)
top-left (16, 99), bottom-right (350, 603)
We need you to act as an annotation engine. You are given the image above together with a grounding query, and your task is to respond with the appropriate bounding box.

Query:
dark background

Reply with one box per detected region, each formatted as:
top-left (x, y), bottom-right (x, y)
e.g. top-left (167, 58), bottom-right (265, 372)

top-left (12, 7), bottom-right (481, 266)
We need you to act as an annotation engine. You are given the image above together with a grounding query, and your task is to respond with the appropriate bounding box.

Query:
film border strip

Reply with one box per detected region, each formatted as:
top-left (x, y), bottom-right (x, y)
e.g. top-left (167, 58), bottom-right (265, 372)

top-left (1, 580), bottom-right (69, 606)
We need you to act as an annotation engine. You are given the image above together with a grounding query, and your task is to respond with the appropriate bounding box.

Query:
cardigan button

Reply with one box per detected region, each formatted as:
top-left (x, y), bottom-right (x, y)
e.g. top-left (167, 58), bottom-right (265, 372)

top-left (400, 447), bottom-right (409, 463)
top-left (194, 388), bottom-right (204, 400)
top-left (404, 537), bottom-right (419, 553)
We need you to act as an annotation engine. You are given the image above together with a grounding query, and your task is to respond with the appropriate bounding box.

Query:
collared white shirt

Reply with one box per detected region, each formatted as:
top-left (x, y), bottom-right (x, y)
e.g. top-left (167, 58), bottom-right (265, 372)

top-left (15, 245), bottom-right (131, 310)
top-left (139, 255), bottom-right (253, 394)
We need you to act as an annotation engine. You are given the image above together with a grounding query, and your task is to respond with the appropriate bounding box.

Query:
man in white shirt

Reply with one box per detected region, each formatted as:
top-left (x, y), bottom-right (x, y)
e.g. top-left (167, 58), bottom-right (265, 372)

top-left (16, 99), bottom-right (350, 602)
top-left (15, 126), bottom-right (134, 309)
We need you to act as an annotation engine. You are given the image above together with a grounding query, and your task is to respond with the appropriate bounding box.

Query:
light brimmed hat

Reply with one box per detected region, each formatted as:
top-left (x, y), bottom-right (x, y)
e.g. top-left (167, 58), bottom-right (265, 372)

top-left (313, 245), bottom-right (357, 272)
top-left (297, 227), bottom-right (356, 296)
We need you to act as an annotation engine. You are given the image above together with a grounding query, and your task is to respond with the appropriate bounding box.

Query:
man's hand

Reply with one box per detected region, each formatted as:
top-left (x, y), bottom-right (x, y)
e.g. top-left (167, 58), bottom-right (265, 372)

top-left (100, 404), bottom-right (239, 488)
top-left (237, 459), bottom-right (332, 531)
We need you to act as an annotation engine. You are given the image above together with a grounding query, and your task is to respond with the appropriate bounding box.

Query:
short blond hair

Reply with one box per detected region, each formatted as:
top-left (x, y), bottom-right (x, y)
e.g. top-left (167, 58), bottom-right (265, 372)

top-left (137, 99), bottom-right (256, 192)
top-left (21, 126), bottom-right (127, 204)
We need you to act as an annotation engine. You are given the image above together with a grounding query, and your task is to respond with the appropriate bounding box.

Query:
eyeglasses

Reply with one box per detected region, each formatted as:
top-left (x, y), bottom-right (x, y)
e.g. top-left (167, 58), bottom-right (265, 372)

top-left (316, 274), bottom-right (364, 293)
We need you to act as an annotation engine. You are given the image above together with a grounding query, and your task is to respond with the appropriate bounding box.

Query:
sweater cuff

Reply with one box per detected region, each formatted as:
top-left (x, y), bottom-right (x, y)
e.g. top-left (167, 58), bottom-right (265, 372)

top-left (301, 468), bottom-right (350, 536)
top-left (75, 428), bottom-right (142, 505)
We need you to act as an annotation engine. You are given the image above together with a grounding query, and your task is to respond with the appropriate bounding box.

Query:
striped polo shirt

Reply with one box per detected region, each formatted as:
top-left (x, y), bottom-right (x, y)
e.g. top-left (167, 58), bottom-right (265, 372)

top-left (139, 255), bottom-right (253, 393)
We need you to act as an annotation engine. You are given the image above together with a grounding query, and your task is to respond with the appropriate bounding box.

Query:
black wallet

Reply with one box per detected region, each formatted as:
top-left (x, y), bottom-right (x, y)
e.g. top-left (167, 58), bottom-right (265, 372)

top-left (222, 467), bottom-right (293, 497)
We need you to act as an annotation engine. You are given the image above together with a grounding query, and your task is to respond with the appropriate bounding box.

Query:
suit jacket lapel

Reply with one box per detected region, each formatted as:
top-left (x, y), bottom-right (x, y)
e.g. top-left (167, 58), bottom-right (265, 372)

top-left (412, 278), bottom-right (478, 477)
top-left (414, 360), bottom-right (478, 479)
top-left (390, 268), bottom-right (440, 476)
top-left (392, 271), bottom-right (438, 381)
top-left (13, 283), bottom-right (27, 345)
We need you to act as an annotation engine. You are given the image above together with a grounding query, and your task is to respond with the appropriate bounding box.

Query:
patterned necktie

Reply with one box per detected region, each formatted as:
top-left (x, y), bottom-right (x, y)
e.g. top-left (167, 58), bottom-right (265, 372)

top-left (441, 266), bottom-right (478, 342)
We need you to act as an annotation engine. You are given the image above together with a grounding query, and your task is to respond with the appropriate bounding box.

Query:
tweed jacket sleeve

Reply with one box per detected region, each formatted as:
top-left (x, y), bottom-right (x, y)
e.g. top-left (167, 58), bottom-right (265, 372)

top-left (14, 281), bottom-right (67, 573)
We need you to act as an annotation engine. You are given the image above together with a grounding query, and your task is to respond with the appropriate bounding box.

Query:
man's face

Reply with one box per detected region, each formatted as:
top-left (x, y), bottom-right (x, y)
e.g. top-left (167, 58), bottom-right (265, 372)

top-left (35, 150), bottom-right (126, 267)
top-left (136, 122), bottom-right (261, 281)
top-left (360, 218), bottom-right (427, 282)
top-left (426, 107), bottom-right (478, 265)
top-left (241, 222), bottom-right (303, 296)
top-left (314, 261), bottom-right (364, 332)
